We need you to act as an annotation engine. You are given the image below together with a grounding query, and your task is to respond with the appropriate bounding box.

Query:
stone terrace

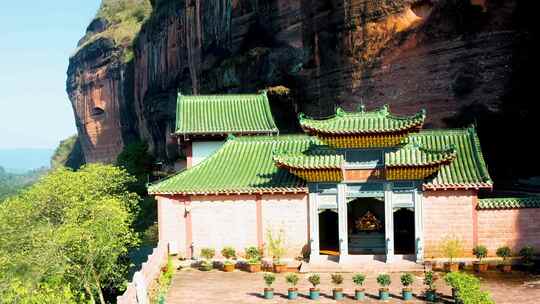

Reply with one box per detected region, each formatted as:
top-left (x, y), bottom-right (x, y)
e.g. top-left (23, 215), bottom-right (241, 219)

top-left (167, 269), bottom-right (540, 303)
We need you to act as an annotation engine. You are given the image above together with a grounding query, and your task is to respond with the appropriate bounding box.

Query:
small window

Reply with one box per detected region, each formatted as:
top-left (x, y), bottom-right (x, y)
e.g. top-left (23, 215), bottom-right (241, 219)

top-left (91, 107), bottom-right (105, 117)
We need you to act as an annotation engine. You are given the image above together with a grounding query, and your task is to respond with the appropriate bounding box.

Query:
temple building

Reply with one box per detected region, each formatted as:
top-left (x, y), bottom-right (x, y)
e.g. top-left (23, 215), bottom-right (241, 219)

top-left (149, 93), bottom-right (539, 264)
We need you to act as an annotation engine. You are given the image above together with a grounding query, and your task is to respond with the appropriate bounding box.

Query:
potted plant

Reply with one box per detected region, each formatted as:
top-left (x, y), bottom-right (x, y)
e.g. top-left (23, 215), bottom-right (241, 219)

top-left (199, 247), bottom-right (215, 271)
top-left (308, 273), bottom-right (321, 300)
top-left (331, 273), bottom-right (344, 300)
top-left (263, 273), bottom-right (276, 299)
top-left (221, 246), bottom-right (236, 272)
top-left (440, 237), bottom-right (463, 272)
top-left (352, 273), bottom-right (366, 300)
top-left (377, 273), bottom-right (391, 301)
top-left (400, 273), bottom-right (414, 301)
top-left (267, 229), bottom-right (287, 273)
top-left (472, 245), bottom-right (488, 273)
top-left (245, 246), bottom-right (262, 272)
top-left (423, 271), bottom-right (437, 302)
top-left (496, 246), bottom-right (512, 272)
top-left (286, 273), bottom-right (299, 300)
top-left (519, 245), bottom-right (535, 270)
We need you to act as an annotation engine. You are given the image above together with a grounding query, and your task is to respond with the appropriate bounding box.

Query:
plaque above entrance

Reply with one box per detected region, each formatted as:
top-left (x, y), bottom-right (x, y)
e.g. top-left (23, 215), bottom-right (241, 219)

top-left (344, 168), bottom-right (384, 182)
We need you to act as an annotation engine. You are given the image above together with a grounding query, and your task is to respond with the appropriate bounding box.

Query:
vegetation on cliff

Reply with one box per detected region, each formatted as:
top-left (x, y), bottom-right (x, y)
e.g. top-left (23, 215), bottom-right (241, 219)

top-left (76, 0), bottom-right (152, 61)
top-left (50, 135), bottom-right (84, 170)
top-left (0, 165), bottom-right (140, 303)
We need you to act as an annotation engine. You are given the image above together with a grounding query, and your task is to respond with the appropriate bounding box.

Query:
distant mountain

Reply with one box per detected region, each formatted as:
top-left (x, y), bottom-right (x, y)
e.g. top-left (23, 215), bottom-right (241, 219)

top-left (0, 149), bottom-right (54, 173)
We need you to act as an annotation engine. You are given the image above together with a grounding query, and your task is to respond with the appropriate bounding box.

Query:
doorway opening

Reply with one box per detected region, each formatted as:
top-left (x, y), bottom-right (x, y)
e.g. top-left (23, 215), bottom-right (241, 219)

top-left (393, 208), bottom-right (415, 254)
top-left (347, 197), bottom-right (385, 254)
top-left (319, 209), bottom-right (339, 255)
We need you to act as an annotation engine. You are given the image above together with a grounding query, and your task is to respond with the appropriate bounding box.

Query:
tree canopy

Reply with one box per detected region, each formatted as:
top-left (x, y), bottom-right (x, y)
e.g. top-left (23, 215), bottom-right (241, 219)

top-left (0, 164), bottom-right (140, 303)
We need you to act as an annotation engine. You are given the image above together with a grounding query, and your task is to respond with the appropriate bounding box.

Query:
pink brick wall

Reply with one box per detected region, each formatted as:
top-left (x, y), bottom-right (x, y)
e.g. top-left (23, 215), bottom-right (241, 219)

top-left (157, 193), bottom-right (309, 259)
top-left (191, 195), bottom-right (258, 257)
top-left (261, 194), bottom-right (309, 258)
top-left (478, 208), bottom-right (540, 255)
top-left (157, 196), bottom-right (187, 256)
top-left (423, 190), bottom-right (476, 258)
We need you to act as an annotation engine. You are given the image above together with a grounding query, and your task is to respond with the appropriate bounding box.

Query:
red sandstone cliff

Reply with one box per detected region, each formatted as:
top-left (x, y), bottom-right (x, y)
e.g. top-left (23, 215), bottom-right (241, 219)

top-left (67, 0), bottom-right (537, 182)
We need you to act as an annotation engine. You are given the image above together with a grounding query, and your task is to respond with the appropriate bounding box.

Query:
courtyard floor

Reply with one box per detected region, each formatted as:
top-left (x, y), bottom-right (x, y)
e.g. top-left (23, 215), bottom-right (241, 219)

top-left (166, 269), bottom-right (540, 303)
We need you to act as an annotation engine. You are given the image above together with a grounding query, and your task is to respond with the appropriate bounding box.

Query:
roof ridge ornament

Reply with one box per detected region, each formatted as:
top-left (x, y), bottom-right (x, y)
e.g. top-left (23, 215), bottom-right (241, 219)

top-left (336, 107), bottom-right (346, 117)
top-left (379, 104), bottom-right (389, 115)
top-left (356, 103), bottom-right (366, 112)
top-left (227, 134), bottom-right (236, 141)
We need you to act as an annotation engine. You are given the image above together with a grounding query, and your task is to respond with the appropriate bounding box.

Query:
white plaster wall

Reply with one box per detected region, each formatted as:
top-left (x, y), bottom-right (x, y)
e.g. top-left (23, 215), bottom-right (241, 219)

top-left (261, 194), bottom-right (309, 258)
top-left (157, 196), bottom-right (186, 256)
top-left (192, 141), bottom-right (224, 166)
top-left (191, 195), bottom-right (258, 256)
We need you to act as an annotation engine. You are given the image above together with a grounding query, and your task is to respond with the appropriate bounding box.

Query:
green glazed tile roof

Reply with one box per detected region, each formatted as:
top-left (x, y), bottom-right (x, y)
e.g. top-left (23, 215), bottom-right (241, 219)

top-left (150, 128), bottom-right (493, 194)
top-left (409, 128), bottom-right (493, 190)
top-left (148, 135), bottom-right (316, 195)
top-left (299, 105), bottom-right (426, 135)
top-left (478, 197), bottom-right (540, 209)
top-left (175, 92), bottom-right (278, 135)
top-left (385, 142), bottom-right (457, 167)
top-left (273, 151), bottom-right (344, 169)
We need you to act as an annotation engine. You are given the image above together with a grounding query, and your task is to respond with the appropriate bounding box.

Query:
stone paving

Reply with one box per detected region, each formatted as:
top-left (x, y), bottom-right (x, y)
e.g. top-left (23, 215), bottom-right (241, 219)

top-left (166, 269), bottom-right (540, 303)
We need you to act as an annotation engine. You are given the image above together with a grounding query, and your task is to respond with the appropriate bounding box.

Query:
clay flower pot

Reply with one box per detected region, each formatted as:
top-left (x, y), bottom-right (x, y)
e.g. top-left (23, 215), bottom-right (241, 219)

top-left (333, 288), bottom-right (344, 300)
top-left (473, 262), bottom-right (488, 273)
top-left (248, 262), bottom-right (261, 273)
top-left (223, 263), bottom-right (235, 272)
top-left (444, 262), bottom-right (459, 272)
top-left (501, 264), bottom-right (512, 273)
top-left (263, 288), bottom-right (274, 299)
top-left (273, 263), bottom-right (287, 273)
top-left (287, 288), bottom-right (298, 300)
top-left (309, 288), bottom-right (320, 300)
top-left (355, 288), bottom-right (365, 300)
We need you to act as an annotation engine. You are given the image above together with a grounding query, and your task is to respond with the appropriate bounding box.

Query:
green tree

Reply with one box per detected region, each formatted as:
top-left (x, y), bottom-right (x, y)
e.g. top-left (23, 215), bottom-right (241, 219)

top-left (0, 164), bottom-right (139, 303)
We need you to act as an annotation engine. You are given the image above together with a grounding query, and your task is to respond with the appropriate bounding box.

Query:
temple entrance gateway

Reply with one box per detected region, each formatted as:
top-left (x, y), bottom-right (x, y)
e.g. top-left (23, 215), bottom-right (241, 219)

top-left (318, 210), bottom-right (339, 255)
top-left (347, 197), bottom-right (386, 254)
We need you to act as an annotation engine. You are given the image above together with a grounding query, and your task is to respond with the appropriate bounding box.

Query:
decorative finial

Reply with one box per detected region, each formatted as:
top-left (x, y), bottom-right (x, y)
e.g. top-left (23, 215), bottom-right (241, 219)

top-left (357, 103), bottom-right (366, 112)
top-left (336, 107), bottom-right (346, 117)
top-left (380, 104), bottom-right (389, 114)
top-left (298, 113), bottom-right (306, 121)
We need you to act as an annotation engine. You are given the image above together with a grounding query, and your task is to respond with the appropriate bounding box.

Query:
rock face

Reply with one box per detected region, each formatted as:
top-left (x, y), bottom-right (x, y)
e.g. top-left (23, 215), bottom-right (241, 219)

top-left (67, 0), bottom-right (532, 179)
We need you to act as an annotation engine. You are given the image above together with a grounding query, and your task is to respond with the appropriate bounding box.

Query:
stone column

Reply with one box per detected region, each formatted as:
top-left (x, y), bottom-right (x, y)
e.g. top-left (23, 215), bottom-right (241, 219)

top-left (384, 183), bottom-right (395, 262)
top-left (308, 191), bottom-right (321, 262)
top-left (337, 183), bottom-right (349, 262)
top-left (414, 190), bottom-right (424, 263)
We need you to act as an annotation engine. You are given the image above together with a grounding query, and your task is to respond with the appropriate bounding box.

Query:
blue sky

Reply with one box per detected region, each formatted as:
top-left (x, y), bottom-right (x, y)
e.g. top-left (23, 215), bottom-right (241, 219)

top-left (0, 1), bottom-right (101, 149)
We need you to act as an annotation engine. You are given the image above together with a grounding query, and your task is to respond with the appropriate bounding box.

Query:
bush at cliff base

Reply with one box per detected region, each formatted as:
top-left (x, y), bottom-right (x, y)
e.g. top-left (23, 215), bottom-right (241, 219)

top-left (444, 272), bottom-right (494, 304)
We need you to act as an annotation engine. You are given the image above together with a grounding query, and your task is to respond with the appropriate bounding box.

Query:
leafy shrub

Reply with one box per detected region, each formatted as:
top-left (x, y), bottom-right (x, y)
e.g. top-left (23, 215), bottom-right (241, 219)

top-left (352, 273), bottom-right (366, 286)
top-left (285, 273), bottom-right (299, 288)
top-left (200, 248), bottom-right (215, 260)
top-left (496, 246), bottom-right (512, 259)
top-left (473, 245), bottom-right (488, 262)
top-left (444, 272), bottom-right (494, 304)
top-left (331, 273), bottom-right (343, 286)
top-left (267, 228), bottom-right (286, 265)
top-left (221, 246), bottom-right (236, 260)
top-left (263, 273), bottom-right (276, 287)
top-left (308, 274), bottom-right (320, 288)
top-left (377, 274), bottom-right (391, 288)
top-left (423, 271), bottom-right (436, 291)
top-left (519, 245), bottom-right (535, 266)
top-left (440, 236), bottom-right (464, 263)
top-left (401, 273), bottom-right (414, 287)
top-left (245, 246), bottom-right (261, 262)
